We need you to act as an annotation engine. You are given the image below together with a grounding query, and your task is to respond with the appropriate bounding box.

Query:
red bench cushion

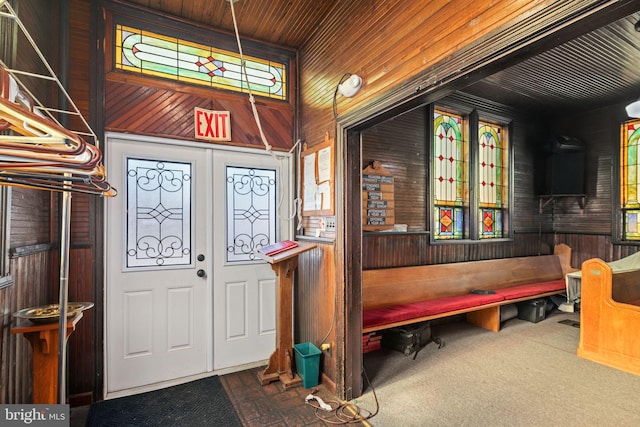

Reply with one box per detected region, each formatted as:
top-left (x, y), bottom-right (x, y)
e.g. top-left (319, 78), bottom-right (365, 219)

top-left (363, 293), bottom-right (504, 329)
top-left (493, 280), bottom-right (565, 299)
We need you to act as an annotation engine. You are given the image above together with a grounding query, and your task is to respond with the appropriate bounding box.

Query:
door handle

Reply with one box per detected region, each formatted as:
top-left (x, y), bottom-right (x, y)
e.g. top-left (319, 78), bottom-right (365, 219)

top-left (197, 269), bottom-right (206, 278)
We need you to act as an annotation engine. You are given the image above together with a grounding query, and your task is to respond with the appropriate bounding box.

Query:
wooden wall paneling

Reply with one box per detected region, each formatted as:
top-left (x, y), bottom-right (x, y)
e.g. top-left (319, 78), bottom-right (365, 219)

top-left (13, 0), bottom-right (58, 109)
top-left (547, 102), bottom-right (622, 234)
top-left (1, 0), bottom-right (64, 404)
top-left (9, 189), bottom-right (51, 248)
top-left (0, 249), bottom-right (53, 404)
top-left (102, 2), bottom-right (297, 151)
top-left (67, 0), bottom-right (91, 134)
top-left (69, 194), bottom-right (91, 243)
top-left (295, 242), bottom-right (336, 390)
top-left (359, 92), bottom-right (558, 270)
top-left (66, 248), bottom-right (95, 403)
top-left (362, 233), bottom-right (429, 269)
top-left (362, 231), bottom-right (555, 271)
top-left (362, 108), bottom-right (427, 232)
top-left (104, 75), bottom-right (295, 150)
top-left (300, 0), bottom-right (584, 148)
top-left (552, 233), bottom-right (640, 274)
top-left (47, 247), bottom-right (95, 404)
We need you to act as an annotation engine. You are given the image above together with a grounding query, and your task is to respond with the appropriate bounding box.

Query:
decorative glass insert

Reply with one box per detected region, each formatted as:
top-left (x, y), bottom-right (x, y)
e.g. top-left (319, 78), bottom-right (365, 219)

top-left (478, 121), bottom-right (507, 239)
top-left (126, 158), bottom-right (192, 268)
top-left (434, 206), bottom-right (464, 239)
top-left (479, 208), bottom-right (503, 239)
top-left (621, 119), bottom-right (640, 240)
top-left (115, 25), bottom-right (287, 100)
top-left (226, 166), bottom-right (277, 262)
top-left (433, 111), bottom-right (468, 239)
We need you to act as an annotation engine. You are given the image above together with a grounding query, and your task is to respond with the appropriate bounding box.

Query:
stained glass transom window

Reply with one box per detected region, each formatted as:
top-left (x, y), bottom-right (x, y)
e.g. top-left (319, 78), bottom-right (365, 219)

top-left (433, 111), bottom-right (468, 239)
top-left (621, 119), bottom-right (640, 240)
top-left (115, 25), bottom-right (287, 100)
top-left (126, 158), bottom-right (192, 268)
top-left (478, 121), bottom-right (507, 239)
top-left (226, 166), bottom-right (277, 262)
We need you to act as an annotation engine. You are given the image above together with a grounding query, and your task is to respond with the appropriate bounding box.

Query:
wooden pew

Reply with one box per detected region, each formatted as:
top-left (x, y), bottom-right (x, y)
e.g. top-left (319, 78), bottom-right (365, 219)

top-left (362, 244), bottom-right (573, 333)
top-left (577, 258), bottom-right (640, 376)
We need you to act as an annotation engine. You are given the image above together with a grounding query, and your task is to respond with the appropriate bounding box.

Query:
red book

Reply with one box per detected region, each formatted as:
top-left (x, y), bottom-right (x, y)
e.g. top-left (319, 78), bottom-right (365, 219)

top-left (259, 240), bottom-right (298, 256)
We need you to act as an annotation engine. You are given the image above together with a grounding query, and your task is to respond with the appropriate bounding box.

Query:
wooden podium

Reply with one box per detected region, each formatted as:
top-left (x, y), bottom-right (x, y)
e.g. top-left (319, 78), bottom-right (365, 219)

top-left (12, 312), bottom-right (83, 404)
top-left (255, 240), bottom-right (316, 388)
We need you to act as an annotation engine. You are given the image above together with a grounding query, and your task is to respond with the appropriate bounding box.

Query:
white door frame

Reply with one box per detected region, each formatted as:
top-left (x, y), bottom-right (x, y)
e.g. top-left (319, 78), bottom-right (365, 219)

top-left (103, 131), bottom-right (293, 398)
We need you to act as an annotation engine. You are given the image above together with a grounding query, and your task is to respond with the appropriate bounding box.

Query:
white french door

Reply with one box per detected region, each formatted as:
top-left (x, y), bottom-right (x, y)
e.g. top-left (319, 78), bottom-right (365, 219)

top-left (212, 150), bottom-right (290, 370)
top-left (105, 134), bottom-right (290, 394)
top-left (105, 137), bottom-right (212, 393)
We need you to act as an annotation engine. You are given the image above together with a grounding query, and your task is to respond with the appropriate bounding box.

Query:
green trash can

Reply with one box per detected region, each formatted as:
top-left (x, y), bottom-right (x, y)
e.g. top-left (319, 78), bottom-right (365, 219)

top-left (294, 342), bottom-right (321, 388)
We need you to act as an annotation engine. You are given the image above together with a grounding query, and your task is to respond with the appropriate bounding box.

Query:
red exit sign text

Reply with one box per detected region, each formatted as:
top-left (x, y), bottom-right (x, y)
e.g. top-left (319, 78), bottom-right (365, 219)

top-left (195, 108), bottom-right (231, 141)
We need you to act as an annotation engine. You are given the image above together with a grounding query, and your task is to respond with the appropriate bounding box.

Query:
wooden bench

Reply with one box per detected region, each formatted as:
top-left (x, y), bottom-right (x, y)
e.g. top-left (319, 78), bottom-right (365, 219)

top-left (578, 258), bottom-right (640, 376)
top-left (362, 244), bottom-right (574, 333)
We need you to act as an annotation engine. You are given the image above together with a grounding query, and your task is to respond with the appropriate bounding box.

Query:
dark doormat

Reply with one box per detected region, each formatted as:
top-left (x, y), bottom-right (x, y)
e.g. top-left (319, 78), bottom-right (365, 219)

top-left (558, 319), bottom-right (580, 328)
top-left (86, 376), bottom-right (241, 427)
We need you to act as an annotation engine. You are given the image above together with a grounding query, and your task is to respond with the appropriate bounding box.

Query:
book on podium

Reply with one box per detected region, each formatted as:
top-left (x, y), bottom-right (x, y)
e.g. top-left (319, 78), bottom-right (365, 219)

top-left (258, 240), bottom-right (299, 257)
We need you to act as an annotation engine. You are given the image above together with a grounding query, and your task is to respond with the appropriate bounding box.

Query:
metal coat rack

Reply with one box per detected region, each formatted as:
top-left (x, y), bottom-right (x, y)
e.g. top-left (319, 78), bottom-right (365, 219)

top-left (0, 0), bottom-right (116, 404)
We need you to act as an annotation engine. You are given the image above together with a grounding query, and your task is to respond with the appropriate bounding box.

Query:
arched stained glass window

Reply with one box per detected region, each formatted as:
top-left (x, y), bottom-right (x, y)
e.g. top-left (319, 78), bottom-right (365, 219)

top-left (478, 121), bottom-right (507, 239)
top-left (621, 119), bottom-right (640, 240)
top-left (115, 25), bottom-right (287, 100)
top-left (432, 108), bottom-right (510, 241)
top-left (433, 111), bottom-right (468, 239)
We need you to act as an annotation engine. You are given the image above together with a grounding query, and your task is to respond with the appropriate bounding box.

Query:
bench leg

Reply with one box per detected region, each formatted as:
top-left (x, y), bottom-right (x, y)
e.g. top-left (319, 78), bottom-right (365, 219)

top-left (467, 306), bottom-right (501, 332)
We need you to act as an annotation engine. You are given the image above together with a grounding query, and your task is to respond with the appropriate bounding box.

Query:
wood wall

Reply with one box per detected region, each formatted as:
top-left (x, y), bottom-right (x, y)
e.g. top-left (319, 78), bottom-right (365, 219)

top-left (0, 0), bottom-right (59, 405)
top-left (298, 0), bottom-right (610, 149)
top-left (359, 92), bottom-right (557, 267)
top-left (1, 249), bottom-right (53, 403)
top-left (295, 242), bottom-right (337, 391)
top-left (362, 109), bottom-right (428, 232)
top-left (102, 0), bottom-right (296, 151)
top-left (0, 0), bottom-right (101, 405)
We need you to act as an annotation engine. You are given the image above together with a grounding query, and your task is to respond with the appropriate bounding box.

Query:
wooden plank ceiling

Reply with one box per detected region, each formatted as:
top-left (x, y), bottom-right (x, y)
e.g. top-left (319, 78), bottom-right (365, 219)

top-left (463, 11), bottom-right (640, 114)
top-left (120, 0), bottom-right (341, 49)
top-left (121, 1), bottom-right (640, 115)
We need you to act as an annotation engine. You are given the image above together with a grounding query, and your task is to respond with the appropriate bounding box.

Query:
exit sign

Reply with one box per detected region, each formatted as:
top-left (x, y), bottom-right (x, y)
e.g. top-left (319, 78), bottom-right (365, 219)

top-left (194, 107), bottom-right (231, 141)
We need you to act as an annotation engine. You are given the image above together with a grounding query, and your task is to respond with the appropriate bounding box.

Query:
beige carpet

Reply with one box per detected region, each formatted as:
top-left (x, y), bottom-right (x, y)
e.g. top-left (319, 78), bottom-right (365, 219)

top-left (360, 311), bottom-right (640, 427)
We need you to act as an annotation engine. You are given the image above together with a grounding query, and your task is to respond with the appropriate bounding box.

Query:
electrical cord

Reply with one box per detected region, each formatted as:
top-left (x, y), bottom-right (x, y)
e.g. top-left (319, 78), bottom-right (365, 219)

top-left (333, 73), bottom-right (353, 120)
top-left (305, 366), bottom-right (379, 424)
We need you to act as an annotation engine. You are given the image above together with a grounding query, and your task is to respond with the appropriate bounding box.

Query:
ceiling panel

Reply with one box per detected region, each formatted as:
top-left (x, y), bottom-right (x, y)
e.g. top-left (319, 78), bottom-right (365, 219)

top-left (120, 1), bottom-right (640, 115)
top-left (121, 0), bottom-right (341, 49)
top-left (463, 12), bottom-right (640, 114)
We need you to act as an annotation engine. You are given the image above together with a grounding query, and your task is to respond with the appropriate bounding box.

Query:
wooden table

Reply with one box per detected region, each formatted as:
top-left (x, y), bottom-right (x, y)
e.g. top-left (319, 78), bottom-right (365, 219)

top-left (255, 241), bottom-right (316, 389)
top-left (11, 312), bottom-right (83, 404)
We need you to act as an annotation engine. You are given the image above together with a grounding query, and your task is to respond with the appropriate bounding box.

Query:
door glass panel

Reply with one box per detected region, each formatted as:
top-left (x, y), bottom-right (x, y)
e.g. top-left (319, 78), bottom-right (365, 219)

top-left (226, 166), bottom-right (277, 262)
top-left (126, 158), bottom-right (192, 269)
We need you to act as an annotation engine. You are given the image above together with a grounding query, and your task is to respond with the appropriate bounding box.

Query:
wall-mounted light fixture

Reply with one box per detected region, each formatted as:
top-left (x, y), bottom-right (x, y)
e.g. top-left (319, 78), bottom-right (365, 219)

top-left (338, 74), bottom-right (363, 98)
top-left (626, 98), bottom-right (640, 118)
top-left (333, 73), bottom-right (364, 119)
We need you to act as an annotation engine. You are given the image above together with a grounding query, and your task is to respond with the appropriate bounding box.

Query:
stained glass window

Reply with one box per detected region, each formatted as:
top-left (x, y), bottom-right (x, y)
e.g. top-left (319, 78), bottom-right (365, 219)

top-left (621, 119), bottom-right (640, 240)
top-left (432, 109), bottom-right (509, 241)
top-left (115, 25), bottom-right (287, 100)
top-left (433, 111), bottom-right (468, 239)
top-left (478, 121), bottom-right (507, 239)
